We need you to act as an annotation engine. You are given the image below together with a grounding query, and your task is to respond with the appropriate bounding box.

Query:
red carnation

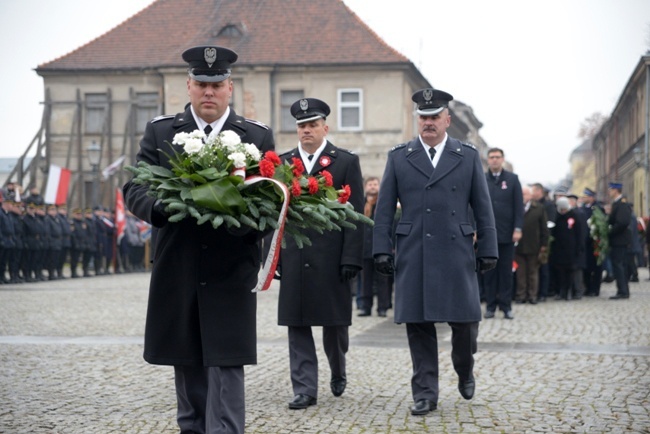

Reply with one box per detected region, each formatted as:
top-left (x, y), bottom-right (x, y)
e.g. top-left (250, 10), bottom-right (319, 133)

top-left (264, 151), bottom-right (281, 166)
top-left (291, 178), bottom-right (302, 197)
top-left (321, 170), bottom-right (333, 187)
top-left (338, 185), bottom-right (351, 204)
top-left (307, 177), bottom-right (319, 195)
top-left (259, 159), bottom-right (276, 177)
top-left (291, 157), bottom-right (305, 177)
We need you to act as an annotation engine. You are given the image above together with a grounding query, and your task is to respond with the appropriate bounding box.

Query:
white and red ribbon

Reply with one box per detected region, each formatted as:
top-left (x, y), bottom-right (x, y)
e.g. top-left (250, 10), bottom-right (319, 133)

top-left (242, 176), bottom-right (290, 292)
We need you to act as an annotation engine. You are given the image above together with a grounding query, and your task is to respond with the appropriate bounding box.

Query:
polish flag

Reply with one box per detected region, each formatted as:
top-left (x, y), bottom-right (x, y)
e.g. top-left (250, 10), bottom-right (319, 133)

top-left (115, 188), bottom-right (126, 244)
top-left (44, 164), bottom-right (71, 205)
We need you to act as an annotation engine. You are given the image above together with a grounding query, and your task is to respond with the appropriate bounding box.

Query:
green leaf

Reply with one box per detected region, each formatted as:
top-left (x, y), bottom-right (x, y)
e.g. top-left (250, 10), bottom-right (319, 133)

top-left (191, 178), bottom-right (246, 216)
top-left (211, 215), bottom-right (224, 229)
top-left (168, 211), bottom-right (187, 222)
top-left (148, 165), bottom-right (175, 178)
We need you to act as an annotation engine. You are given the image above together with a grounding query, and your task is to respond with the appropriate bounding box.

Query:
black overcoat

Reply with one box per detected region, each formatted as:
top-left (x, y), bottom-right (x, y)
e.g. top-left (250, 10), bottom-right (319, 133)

top-left (485, 169), bottom-right (524, 243)
top-left (123, 106), bottom-right (275, 367)
top-left (373, 137), bottom-right (498, 323)
top-left (277, 142), bottom-right (364, 327)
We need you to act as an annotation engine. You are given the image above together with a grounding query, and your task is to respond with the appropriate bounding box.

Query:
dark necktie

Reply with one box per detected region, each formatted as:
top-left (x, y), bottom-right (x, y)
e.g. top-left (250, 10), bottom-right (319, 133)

top-left (204, 125), bottom-right (213, 136)
top-left (428, 147), bottom-right (436, 161)
top-left (307, 154), bottom-right (314, 161)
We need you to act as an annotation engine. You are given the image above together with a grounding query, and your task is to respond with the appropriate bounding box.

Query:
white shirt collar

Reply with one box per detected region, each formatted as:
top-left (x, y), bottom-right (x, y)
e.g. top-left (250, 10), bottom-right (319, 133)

top-left (190, 105), bottom-right (230, 134)
top-left (299, 139), bottom-right (327, 173)
top-left (419, 133), bottom-right (447, 168)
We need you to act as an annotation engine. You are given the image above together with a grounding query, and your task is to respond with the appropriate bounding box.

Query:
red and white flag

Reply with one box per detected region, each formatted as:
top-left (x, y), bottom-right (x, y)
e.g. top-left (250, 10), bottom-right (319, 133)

top-left (44, 164), bottom-right (71, 205)
top-left (115, 188), bottom-right (126, 244)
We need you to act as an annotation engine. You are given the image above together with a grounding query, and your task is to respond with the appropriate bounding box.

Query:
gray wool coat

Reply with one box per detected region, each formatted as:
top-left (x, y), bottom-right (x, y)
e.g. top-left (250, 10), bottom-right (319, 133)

top-left (373, 136), bottom-right (498, 323)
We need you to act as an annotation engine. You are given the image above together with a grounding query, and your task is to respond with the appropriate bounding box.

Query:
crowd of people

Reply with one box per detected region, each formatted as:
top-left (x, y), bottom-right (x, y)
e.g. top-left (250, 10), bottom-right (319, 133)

top-left (0, 183), bottom-right (151, 284)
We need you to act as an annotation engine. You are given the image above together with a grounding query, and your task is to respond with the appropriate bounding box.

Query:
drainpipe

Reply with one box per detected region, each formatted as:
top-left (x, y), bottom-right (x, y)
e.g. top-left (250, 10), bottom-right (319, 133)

top-left (644, 60), bottom-right (649, 217)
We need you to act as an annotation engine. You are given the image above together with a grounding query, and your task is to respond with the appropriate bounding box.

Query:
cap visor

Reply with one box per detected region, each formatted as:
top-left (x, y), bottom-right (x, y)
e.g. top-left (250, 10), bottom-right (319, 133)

top-left (416, 106), bottom-right (445, 116)
top-left (189, 72), bottom-right (231, 82)
top-left (296, 114), bottom-right (325, 125)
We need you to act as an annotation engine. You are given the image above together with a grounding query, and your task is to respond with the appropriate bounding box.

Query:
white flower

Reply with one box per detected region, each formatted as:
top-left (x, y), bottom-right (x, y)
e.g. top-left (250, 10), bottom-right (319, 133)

top-left (244, 143), bottom-right (261, 161)
top-left (183, 137), bottom-right (205, 154)
top-left (172, 131), bottom-right (191, 145)
top-left (220, 130), bottom-right (242, 150)
top-left (228, 152), bottom-right (247, 168)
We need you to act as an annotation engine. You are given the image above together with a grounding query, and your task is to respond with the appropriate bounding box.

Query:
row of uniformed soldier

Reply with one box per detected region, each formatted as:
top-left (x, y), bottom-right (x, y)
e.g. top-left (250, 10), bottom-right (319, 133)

top-left (0, 195), bottom-right (118, 283)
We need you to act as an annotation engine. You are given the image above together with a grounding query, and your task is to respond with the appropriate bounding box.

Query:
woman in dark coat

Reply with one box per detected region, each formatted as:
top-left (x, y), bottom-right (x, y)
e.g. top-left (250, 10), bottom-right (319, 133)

top-left (550, 197), bottom-right (584, 300)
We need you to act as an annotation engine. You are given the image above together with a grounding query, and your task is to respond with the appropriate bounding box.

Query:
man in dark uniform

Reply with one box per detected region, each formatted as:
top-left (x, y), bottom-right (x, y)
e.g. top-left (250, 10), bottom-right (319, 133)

top-left (45, 204), bottom-right (63, 280)
top-left (92, 206), bottom-right (107, 275)
top-left (607, 182), bottom-right (631, 299)
top-left (0, 193), bottom-right (16, 283)
top-left (83, 208), bottom-right (97, 277)
top-left (483, 148), bottom-right (524, 319)
top-left (581, 188), bottom-right (604, 296)
top-left (8, 200), bottom-right (25, 283)
top-left (123, 45), bottom-right (274, 434)
top-left (373, 88), bottom-right (498, 415)
top-left (277, 98), bottom-right (364, 410)
top-left (34, 204), bottom-right (48, 281)
top-left (69, 208), bottom-right (86, 278)
top-left (57, 204), bottom-right (72, 279)
top-left (22, 202), bottom-right (44, 282)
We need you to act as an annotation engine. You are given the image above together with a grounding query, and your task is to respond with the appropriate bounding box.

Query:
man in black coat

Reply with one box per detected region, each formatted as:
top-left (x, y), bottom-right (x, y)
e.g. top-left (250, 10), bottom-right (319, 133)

top-left (607, 182), bottom-right (631, 299)
top-left (581, 188), bottom-right (604, 296)
top-left (483, 148), bottom-right (524, 319)
top-left (277, 98), bottom-right (364, 410)
top-left (373, 89), bottom-right (498, 415)
top-left (123, 46), bottom-right (274, 434)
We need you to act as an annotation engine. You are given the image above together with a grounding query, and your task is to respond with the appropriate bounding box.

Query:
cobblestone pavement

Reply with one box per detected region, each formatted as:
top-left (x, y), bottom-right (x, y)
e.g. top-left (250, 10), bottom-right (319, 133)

top-left (1, 268), bottom-right (649, 433)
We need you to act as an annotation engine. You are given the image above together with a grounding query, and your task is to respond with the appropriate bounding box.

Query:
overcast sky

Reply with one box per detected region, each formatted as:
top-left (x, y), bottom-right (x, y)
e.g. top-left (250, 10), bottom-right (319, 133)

top-left (1, 0), bottom-right (649, 187)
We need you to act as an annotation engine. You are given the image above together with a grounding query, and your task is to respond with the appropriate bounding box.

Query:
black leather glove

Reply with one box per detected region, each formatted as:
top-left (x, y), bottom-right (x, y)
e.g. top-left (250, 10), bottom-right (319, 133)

top-left (151, 199), bottom-right (169, 227)
top-left (477, 257), bottom-right (497, 273)
top-left (340, 265), bottom-right (360, 282)
top-left (374, 254), bottom-right (394, 276)
top-left (273, 265), bottom-right (282, 280)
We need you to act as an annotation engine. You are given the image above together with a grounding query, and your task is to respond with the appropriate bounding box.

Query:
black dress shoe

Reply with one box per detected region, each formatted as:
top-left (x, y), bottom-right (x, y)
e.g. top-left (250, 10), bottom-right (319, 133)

top-left (288, 394), bottom-right (317, 409)
top-left (330, 376), bottom-right (347, 397)
top-left (609, 294), bottom-right (629, 300)
top-left (528, 299), bottom-right (538, 305)
top-left (458, 377), bottom-right (475, 400)
top-left (410, 399), bottom-right (436, 415)
top-left (377, 310), bottom-right (387, 317)
top-left (357, 310), bottom-right (371, 317)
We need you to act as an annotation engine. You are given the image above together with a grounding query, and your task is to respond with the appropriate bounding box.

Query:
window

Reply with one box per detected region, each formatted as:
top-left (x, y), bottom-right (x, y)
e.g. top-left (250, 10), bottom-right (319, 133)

top-left (85, 93), bottom-right (108, 134)
top-left (281, 90), bottom-right (304, 132)
top-left (135, 92), bottom-right (160, 134)
top-left (338, 89), bottom-right (362, 131)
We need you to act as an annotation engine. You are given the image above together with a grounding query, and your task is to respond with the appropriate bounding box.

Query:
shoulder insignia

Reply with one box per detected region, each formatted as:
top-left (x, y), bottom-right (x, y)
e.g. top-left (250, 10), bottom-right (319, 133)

top-left (462, 142), bottom-right (477, 150)
top-left (245, 118), bottom-right (269, 130)
top-left (390, 143), bottom-right (407, 152)
top-left (279, 149), bottom-right (295, 157)
top-left (151, 114), bottom-right (174, 124)
top-left (336, 147), bottom-right (355, 155)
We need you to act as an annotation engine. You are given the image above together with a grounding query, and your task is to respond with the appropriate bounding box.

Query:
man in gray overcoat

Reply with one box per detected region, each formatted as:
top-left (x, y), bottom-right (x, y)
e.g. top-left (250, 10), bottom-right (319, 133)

top-left (373, 88), bottom-right (498, 415)
top-left (277, 98), bottom-right (364, 410)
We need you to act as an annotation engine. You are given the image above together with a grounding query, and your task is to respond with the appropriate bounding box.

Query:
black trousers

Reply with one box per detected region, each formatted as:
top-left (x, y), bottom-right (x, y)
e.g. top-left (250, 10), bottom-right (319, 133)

top-left (406, 322), bottom-right (478, 403)
top-left (484, 242), bottom-right (515, 312)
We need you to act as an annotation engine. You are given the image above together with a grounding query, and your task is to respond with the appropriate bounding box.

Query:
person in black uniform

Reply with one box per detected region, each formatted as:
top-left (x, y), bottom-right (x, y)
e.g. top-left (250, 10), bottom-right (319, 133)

top-left (92, 206), bottom-right (107, 275)
top-left (0, 193), bottom-right (16, 283)
top-left (45, 204), bottom-right (63, 280)
top-left (83, 208), bottom-right (97, 277)
top-left (123, 45), bottom-right (275, 434)
top-left (69, 208), bottom-right (86, 278)
top-left (22, 202), bottom-right (45, 282)
top-left (373, 88), bottom-right (497, 415)
top-left (581, 188), bottom-right (604, 296)
top-left (34, 204), bottom-right (48, 281)
top-left (277, 98), bottom-right (364, 410)
top-left (9, 200), bottom-right (25, 283)
top-left (607, 182), bottom-right (631, 299)
top-left (483, 148), bottom-right (524, 319)
top-left (57, 204), bottom-right (72, 279)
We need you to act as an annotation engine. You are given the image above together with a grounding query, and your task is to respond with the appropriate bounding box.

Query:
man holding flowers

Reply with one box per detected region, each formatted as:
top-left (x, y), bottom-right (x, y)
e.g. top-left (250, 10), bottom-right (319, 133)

top-left (123, 45), bottom-right (274, 434)
top-left (277, 98), bottom-right (364, 410)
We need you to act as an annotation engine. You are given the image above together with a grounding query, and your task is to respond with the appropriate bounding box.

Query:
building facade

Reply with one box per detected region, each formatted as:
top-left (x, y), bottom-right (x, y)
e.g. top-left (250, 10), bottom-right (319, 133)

top-left (9, 0), bottom-right (488, 210)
